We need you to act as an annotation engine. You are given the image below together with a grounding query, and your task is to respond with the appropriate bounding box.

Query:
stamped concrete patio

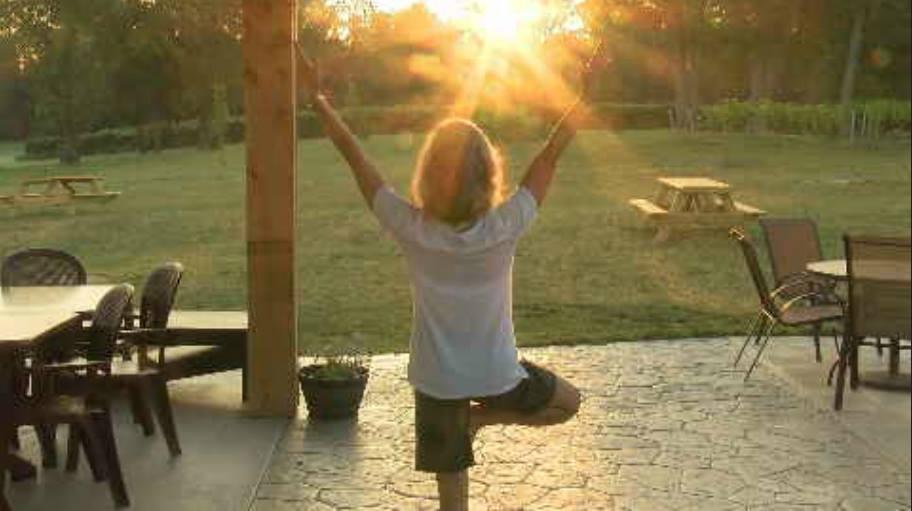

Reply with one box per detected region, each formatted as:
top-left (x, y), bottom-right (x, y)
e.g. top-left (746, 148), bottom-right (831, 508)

top-left (253, 337), bottom-right (911, 511)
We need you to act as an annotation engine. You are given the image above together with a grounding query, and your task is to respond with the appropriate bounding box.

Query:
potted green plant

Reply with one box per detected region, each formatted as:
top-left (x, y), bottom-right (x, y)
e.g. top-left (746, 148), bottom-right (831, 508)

top-left (298, 345), bottom-right (370, 420)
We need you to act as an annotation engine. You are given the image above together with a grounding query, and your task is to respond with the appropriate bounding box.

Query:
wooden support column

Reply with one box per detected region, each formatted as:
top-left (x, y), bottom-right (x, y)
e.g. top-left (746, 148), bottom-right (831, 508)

top-left (242, 0), bottom-right (298, 416)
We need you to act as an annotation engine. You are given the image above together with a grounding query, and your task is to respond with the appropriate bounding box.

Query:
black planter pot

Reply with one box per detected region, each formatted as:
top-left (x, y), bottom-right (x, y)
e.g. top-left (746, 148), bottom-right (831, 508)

top-left (298, 365), bottom-right (369, 419)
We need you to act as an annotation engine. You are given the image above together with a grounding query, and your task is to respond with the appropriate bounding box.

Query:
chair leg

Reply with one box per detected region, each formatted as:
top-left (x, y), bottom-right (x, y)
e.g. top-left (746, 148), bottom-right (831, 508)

top-left (744, 322), bottom-right (776, 381)
top-left (147, 376), bottom-right (181, 456)
top-left (35, 422), bottom-right (58, 468)
top-left (2, 422), bottom-right (32, 489)
top-left (0, 422), bottom-right (12, 511)
top-left (65, 424), bottom-right (80, 473)
top-left (734, 313), bottom-right (767, 368)
top-left (0, 422), bottom-right (16, 490)
top-left (849, 336), bottom-right (860, 389)
top-left (833, 335), bottom-right (853, 410)
top-left (888, 338), bottom-right (901, 375)
top-left (128, 382), bottom-right (156, 436)
top-left (827, 332), bottom-right (842, 386)
top-left (76, 421), bottom-right (106, 482)
top-left (811, 323), bottom-right (822, 363)
top-left (90, 410), bottom-right (129, 508)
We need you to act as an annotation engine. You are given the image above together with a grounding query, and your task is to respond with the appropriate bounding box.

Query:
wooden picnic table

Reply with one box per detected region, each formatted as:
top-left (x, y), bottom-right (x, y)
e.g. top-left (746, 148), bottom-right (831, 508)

top-left (0, 175), bottom-right (121, 207)
top-left (629, 177), bottom-right (766, 242)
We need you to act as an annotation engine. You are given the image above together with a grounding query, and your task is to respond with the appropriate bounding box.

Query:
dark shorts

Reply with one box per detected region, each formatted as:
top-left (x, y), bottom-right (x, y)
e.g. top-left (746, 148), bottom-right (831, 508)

top-left (414, 360), bottom-right (558, 473)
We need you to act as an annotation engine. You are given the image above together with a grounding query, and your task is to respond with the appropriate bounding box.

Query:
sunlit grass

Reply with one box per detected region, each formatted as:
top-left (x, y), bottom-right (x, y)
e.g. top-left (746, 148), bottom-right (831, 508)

top-left (1, 131), bottom-right (909, 354)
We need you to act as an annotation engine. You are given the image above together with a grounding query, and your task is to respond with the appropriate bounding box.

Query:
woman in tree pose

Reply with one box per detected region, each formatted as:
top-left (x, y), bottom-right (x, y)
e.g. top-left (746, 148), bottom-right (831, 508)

top-left (298, 45), bottom-right (605, 511)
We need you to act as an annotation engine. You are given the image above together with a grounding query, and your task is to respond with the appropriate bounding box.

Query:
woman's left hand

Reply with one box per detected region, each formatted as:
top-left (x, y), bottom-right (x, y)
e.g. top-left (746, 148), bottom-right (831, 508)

top-left (581, 42), bottom-right (611, 99)
top-left (295, 43), bottom-right (322, 98)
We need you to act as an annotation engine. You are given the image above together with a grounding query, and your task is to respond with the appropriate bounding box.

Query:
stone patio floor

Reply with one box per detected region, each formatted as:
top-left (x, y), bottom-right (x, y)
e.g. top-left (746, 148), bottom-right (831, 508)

top-left (251, 337), bottom-right (911, 511)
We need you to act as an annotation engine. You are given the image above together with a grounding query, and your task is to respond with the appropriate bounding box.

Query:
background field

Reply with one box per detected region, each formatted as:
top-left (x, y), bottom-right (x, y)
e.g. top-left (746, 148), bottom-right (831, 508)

top-left (1, 130), bottom-right (909, 355)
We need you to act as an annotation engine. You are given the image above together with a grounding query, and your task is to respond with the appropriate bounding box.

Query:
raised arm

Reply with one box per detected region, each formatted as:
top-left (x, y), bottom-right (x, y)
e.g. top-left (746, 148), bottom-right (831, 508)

top-left (521, 45), bottom-right (609, 205)
top-left (297, 45), bottom-right (384, 206)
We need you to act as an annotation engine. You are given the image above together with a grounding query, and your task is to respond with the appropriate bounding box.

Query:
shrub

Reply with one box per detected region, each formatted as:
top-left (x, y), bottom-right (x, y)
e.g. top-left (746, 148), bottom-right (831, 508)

top-left (17, 101), bottom-right (717, 160)
top-left (473, 106), bottom-right (549, 143)
top-left (587, 103), bottom-right (671, 130)
top-left (699, 99), bottom-right (911, 136)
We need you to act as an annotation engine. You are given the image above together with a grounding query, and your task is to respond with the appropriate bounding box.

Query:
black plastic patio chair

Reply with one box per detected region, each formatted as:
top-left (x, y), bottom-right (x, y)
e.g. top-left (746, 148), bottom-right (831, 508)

top-left (3, 284), bottom-right (135, 508)
top-left (58, 264), bottom-right (184, 464)
top-left (1, 248), bottom-right (86, 287)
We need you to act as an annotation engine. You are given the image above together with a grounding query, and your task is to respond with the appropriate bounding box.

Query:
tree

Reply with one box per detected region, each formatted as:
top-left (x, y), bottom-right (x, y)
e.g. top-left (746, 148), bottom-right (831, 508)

top-left (7, 0), bottom-right (119, 163)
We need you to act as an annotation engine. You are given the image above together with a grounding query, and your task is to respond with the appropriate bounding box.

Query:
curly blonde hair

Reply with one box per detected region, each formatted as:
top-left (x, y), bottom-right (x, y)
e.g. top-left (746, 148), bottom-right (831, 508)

top-left (411, 118), bottom-right (507, 227)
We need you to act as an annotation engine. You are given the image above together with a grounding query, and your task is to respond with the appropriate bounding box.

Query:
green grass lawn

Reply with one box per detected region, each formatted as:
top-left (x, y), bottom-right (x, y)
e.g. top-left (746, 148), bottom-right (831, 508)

top-left (1, 131), bottom-right (909, 355)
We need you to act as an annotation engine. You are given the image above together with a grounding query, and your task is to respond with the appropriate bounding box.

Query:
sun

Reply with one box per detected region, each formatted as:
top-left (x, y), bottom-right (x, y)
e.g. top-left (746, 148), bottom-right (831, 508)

top-left (471, 0), bottom-right (540, 45)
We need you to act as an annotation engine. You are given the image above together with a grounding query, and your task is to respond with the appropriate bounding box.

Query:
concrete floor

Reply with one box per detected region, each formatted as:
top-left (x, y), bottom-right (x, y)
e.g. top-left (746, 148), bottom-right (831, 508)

top-left (5, 370), bottom-right (287, 511)
top-left (253, 338), bottom-right (910, 510)
top-left (6, 338), bottom-right (909, 511)
top-left (762, 335), bottom-right (911, 470)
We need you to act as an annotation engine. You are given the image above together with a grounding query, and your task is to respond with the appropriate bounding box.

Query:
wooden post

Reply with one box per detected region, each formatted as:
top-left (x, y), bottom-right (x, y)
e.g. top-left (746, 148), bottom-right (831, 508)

top-left (242, 0), bottom-right (298, 416)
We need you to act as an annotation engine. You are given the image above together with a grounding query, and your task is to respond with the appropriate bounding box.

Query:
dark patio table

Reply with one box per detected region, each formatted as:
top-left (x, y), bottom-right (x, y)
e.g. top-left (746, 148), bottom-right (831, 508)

top-left (807, 259), bottom-right (911, 391)
top-left (0, 285), bottom-right (113, 484)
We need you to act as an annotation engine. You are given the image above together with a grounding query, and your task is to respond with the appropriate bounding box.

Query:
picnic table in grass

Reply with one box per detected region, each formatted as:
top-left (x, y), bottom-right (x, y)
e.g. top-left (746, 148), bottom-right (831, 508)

top-left (629, 177), bottom-right (766, 242)
top-left (0, 175), bottom-right (121, 207)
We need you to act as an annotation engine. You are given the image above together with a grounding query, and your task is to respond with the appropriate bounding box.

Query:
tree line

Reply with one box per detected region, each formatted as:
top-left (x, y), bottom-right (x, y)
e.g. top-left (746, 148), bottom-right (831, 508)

top-left (0, 0), bottom-right (909, 162)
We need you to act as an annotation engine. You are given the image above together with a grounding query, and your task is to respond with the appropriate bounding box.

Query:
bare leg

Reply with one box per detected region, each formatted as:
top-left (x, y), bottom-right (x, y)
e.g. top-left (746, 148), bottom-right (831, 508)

top-left (436, 470), bottom-right (468, 511)
top-left (470, 375), bottom-right (580, 434)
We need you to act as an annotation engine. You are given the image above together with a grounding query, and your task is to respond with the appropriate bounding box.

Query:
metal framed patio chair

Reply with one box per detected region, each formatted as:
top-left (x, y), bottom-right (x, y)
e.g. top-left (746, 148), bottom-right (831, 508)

top-left (833, 235), bottom-right (911, 410)
top-left (759, 218), bottom-right (836, 361)
top-left (729, 229), bottom-right (845, 381)
top-left (1, 248), bottom-right (86, 287)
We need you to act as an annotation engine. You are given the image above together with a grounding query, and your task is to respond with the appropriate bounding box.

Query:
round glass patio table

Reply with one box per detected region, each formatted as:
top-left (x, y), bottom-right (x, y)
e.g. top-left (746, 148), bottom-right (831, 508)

top-left (806, 260), bottom-right (847, 280)
top-left (806, 259), bottom-right (911, 392)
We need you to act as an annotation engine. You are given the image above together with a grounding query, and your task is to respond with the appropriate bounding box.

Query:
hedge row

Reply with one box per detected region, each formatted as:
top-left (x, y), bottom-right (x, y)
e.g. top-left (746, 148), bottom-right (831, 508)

top-left (22, 103), bottom-right (671, 160)
top-left (699, 99), bottom-right (912, 136)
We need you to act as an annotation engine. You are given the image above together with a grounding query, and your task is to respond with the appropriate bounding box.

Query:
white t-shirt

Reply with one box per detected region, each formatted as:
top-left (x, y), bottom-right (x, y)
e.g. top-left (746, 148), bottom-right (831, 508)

top-left (372, 185), bottom-right (538, 399)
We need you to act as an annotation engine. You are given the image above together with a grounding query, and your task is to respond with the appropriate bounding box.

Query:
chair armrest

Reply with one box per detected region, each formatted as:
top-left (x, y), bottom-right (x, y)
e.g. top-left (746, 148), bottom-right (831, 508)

top-left (779, 271), bottom-right (837, 291)
top-left (770, 279), bottom-right (819, 299)
top-left (781, 292), bottom-right (845, 314)
top-left (41, 360), bottom-right (108, 371)
top-left (119, 328), bottom-right (170, 342)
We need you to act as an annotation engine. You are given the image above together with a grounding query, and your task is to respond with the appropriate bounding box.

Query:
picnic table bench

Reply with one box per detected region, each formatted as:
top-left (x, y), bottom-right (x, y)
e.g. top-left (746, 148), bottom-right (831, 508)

top-left (0, 175), bottom-right (121, 207)
top-left (630, 177), bottom-right (765, 242)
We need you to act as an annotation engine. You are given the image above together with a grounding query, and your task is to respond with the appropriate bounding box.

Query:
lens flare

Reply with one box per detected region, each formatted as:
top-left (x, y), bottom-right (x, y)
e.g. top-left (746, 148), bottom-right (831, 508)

top-left (471, 0), bottom-right (540, 45)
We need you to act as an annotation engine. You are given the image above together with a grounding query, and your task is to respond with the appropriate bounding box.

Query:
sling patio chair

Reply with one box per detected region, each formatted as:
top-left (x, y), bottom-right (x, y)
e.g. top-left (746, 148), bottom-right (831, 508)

top-left (1, 284), bottom-right (134, 508)
top-left (759, 217), bottom-right (837, 362)
top-left (729, 229), bottom-right (845, 381)
top-left (833, 234), bottom-right (911, 410)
